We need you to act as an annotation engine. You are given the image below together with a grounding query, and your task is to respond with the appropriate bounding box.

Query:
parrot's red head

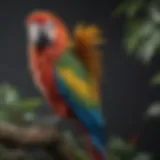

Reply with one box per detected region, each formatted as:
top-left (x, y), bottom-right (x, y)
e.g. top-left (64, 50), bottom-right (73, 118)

top-left (26, 11), bottom-right (69, 56)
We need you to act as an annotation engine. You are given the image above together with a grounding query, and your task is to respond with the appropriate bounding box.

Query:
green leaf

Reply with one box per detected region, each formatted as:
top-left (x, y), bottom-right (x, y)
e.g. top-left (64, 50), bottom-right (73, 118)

top-left (149, 4), bottom-right (160, 23)
top-left (0, 111), bottom-right (10, 121)
top-left (124, 20), bottom-right (144, 53)
top-left (124, 20), bottom-right (155, 54)
top-left (145, 102), bottom-right (160, 118)
top-left (150, 72), bottom-right (160, 85)
top-left (133, 152), bottom-right (152, 160)
top-left (137, 30), bottom-right (160, 63)
top-left (23, 112), bottom-right (37, 122)
top-left (108, 154), bottom-right (121, 160)
top-left (127, 0), bottom-right (144, 18)
top-left (113, 0), bottom-right (144, 18)
top-left (124, 19), bottom-right (160, 63)
top-left (75, 150), bottom-right (89, 160)
top-left (0, 83), bottom-right (20, 105)
top-left (108, 136), bottom-right (135, 156)
top-left (113, 3), bottom-right (129, 16)
top-left (0, 98), bottom-right (42, 113)
top-left (16, 98), bottom-right (42, 112)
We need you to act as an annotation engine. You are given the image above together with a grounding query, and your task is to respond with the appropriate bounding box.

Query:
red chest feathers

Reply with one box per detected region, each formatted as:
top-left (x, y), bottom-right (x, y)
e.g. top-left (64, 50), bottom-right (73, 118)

top-left (30, 56), bottom-right (54, 94)
top-left (29, 54), bottom-right (71, 116)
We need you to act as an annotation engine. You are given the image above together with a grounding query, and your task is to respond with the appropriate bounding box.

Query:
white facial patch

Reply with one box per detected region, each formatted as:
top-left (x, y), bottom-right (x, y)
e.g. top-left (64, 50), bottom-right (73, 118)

top-left (27, 23), bottom-right (41, 43)
top-left (27, 21), bottom-right (55, 43)
top-left (43, 21), bottom-right (55, 41)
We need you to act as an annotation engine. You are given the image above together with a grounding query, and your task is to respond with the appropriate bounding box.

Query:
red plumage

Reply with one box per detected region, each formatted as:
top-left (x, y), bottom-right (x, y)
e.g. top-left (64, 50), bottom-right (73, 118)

top-left (26, 11), bottom-right (105, 160)
top-left (26, 11), bottom-right (71, 117)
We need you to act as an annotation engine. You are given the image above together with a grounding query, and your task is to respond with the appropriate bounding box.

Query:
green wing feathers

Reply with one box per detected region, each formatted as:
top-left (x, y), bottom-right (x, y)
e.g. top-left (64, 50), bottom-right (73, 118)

top-left (55, 48), bottom-right (101, 107)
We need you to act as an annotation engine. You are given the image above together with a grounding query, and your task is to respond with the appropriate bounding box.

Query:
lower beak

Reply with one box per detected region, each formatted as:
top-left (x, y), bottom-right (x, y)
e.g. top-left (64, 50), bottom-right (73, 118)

top-left (36, 32), bottom-right (51, 49)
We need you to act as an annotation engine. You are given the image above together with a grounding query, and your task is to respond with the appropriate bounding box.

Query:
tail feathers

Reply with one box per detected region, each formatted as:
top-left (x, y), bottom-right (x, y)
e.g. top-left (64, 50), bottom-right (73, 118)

top-left (91, 135), bottom-right (106, 160)
top-left (91, 146), bottom-right (106, 160)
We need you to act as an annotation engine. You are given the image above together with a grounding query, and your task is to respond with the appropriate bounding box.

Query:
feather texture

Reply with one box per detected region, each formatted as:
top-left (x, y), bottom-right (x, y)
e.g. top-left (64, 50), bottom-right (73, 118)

top-left (27, 11), bottom-right (106, 159)
top-left (73, 24), bottom-right (104, 84)
top-left (54, 49), bottom-right (105, 155)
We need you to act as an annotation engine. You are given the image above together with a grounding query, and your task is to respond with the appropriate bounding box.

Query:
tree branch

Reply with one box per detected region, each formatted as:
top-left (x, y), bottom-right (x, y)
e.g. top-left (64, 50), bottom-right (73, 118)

top-left (0, 122), bottom-right (76, 160)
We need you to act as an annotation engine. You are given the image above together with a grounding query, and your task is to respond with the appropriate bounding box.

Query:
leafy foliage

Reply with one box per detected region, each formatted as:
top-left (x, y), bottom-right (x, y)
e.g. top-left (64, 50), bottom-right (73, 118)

top-left (150, 72), bottom-right (160, 85)
top-left (108, 136), bottom-right (135, 160)
top-left (0, 83), bottom-right (154, 159)
top-left (132, 153), bottom-right (152, 160)
top-left (108, 136), bottom-right (152, 160)
top-left (145, 102), bottom-right (160, 119)
top-left (114, 0), bottom-right (160, 86)
top-left (114, 0), bottom-right (160, 64)
top-left (0, 83), bottom-right (42, 124)
top-left (0, 83), bottom-right (91, 160)
top-left (114, 1), bottom-right (160, 159)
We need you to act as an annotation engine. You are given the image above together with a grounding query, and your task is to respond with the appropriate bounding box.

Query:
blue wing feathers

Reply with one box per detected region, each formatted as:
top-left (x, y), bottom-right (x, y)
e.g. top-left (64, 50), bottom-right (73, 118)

top-left (55, 71), bottom-right (105, 154)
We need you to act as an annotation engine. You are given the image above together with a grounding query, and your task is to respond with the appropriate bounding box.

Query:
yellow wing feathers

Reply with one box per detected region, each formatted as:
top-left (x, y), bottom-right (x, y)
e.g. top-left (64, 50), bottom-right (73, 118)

top-left (73, 24), bottom-right (104, 86)
top-left (58, 68), bottom-right (99, 103)
top-left (74, 24), bottom-right (104, 47)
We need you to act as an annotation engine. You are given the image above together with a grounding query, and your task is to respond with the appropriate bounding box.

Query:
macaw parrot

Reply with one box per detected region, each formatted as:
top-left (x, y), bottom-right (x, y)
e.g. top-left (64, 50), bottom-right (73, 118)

top-left (26, 10), bottom-right (106, 160)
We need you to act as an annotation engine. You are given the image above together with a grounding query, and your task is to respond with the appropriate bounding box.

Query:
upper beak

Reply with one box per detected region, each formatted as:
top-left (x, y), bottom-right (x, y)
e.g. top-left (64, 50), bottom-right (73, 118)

top-left (36, 31), bottom-right (51, 49)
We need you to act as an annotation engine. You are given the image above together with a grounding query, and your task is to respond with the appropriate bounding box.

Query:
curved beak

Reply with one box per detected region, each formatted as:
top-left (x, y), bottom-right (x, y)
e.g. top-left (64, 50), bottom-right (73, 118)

top-left (36, 31), bottom-right (51, 49)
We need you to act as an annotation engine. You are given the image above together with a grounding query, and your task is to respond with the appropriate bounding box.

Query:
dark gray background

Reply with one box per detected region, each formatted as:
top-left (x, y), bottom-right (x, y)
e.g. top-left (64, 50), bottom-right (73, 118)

top-left (0, 0), bottom-right (159, 149)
